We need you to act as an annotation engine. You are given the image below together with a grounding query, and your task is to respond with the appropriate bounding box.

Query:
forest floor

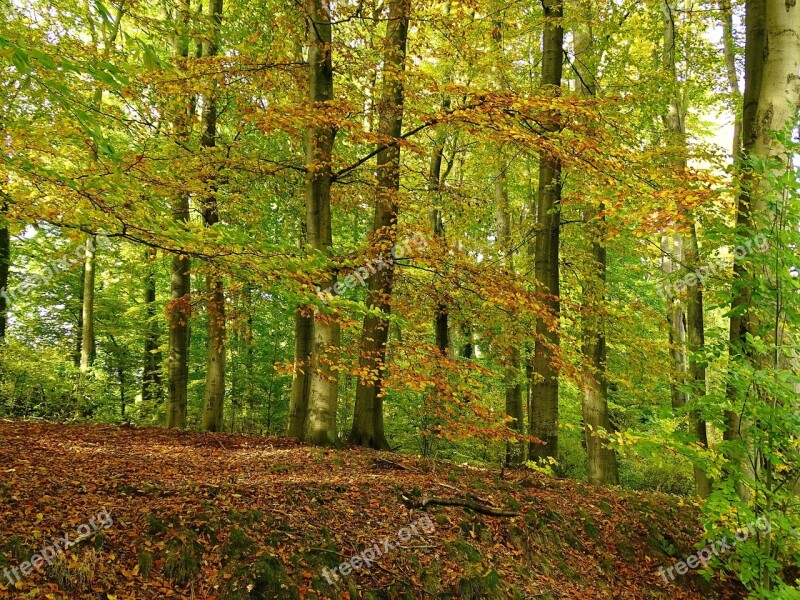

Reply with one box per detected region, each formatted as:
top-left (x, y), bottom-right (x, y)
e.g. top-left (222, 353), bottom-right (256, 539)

top-left (0, 421), bottom-right (745, 599)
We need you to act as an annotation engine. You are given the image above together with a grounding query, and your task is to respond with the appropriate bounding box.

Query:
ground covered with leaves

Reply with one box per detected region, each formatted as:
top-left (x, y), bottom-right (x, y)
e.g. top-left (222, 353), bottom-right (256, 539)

top-left (0, 422), bottom-right (745, 599)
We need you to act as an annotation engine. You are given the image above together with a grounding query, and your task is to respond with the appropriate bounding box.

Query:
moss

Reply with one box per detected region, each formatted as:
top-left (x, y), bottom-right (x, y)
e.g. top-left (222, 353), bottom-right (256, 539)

top-left (227, 509), bottom-right (264, 526)
top-left (580, 510), bottom-right (600, 541)
top-left (378, 577), bottom-right (414, 599)
top-left (220, 553), bottom-right (298, 600)
top-left (0, 536), bottom-right (29, 566)
top-left (223, 527), bottom-right (255, 561)
top-left (456, 567), bottom-right (502, 599)
top-left (449, 539), bottom-right (482, 563)
top-left (145, 513), bottom-right (170, 537)
top-left (163, 531), bottom-right (202, 585)
top-left (138, 549), bottom-right (153, 578)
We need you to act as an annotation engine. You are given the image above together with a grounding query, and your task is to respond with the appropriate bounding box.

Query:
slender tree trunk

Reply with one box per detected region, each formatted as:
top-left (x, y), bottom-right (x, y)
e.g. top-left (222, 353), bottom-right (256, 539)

top-left (662, 0), bottom-right (712, 497)
top-left (428, 99), bottom-right (450, 356)
top-left (529, 0), bottom-right (564, 462)
top-left (167, 0), bottom-right (192, 429)
top-left (75, 266), bottom-right (84, 367)
top-left (350, 0), bottom-right (410, 449)
top-left (684, 227), bottom-right (713, 497)
top-left (287, 311), bottom-right (313, 437)
top-left (719, 0), bottom-right (743, 158)
top-left (200, 0), bottom-right (226, 433)
top-left (494, 159), bottom-right (524, 465)
top-left (0, 205), bottom-right (9, 341)
top-left (77, 2), bottom-right (125, 375)
top-left (725, 0), bottom-right (765, 446)
top-left (143, 248), bottom-right (162, 404)
top-left (302, 0), bottom-right (339, 446)
top-left (573, 23), bottom-right (619, 486)
top-left (661, 234), bottom-right (688, 409)
top-left (80, 237), bottom-right (96, 371)
top-left (460, 322), bottom-right (474, 358)
top-left (490, 15), bottom-right (524, 466)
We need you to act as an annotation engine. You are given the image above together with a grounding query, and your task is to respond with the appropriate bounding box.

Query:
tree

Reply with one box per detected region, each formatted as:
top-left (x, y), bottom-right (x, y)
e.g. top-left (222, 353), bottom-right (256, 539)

top-left (200, 0), bottom-right (226, 432)
top-left (661, 0), bottom-right (712, 497)
top-left (573, 12), bottom-right (619, 486)
top-left (166, 0), bottom-right (193, 430)
top-left (349, 0), bottom-right (411, 450)
top-left (301, 0), bottom-right (339, 446)
top-left (142, 248), bottom-right (162, 405)
top-left (529, 0), bottom-right (564, 462)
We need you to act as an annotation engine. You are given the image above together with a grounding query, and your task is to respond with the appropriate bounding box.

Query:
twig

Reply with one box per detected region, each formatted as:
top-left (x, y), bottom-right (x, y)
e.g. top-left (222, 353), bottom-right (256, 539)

top-left (401, 492), bottom-right (518, 517)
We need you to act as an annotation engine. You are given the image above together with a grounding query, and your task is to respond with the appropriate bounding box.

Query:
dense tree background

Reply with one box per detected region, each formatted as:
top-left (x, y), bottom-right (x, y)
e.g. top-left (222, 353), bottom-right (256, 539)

top-left (1, 0), bottom-right (798, 594)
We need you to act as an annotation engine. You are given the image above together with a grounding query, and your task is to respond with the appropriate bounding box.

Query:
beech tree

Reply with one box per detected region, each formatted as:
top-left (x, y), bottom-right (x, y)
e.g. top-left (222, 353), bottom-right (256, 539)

top-left (529, 0), bottom-right (564, 462)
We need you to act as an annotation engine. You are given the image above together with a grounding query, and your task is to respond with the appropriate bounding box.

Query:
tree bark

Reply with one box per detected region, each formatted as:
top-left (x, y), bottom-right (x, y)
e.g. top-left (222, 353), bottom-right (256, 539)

top-left (200, 0), bottom-right (226, 433)
top-left (0, 204), bottom-right (9, 341)
top-left (573, 23), bottom-right (619, 486)
top-left (350, 0), bottom-right (410, 450)
top-left (287, 311), bottom-right (313, 437)
top-left (75, 266), bottom-right (84, 367)
top-left (142, 248), bottom-right (162, 404)
top-left (80, 237), bottom-right (96, 371)
top-left (684, 227), bottom-right (713, 497)
top-left (77, 1), bottom-right (125, 374)
top-left (724, 0), bottom-right (765, 446)
top-left (428, 98), bottom-right (450, 356)
top-left (494, 158), bottom-right (524, 465)
top-left (529, 0), bottom-right (564, 462)
top-left (662, 0), bottom-right (712, 497)
top-left (166, 0), bottom-right (192, 429)
top-left (302, 0), bottom-right (340, 446)
top-left (719, 0), bottom-right (743, 158)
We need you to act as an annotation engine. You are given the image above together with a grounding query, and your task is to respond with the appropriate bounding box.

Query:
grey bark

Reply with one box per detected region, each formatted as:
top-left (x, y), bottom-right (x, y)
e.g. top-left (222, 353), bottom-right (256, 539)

top-left (200, 0), bottom-right (226, 433)
top-left (350, 0), bottom-right (410, 449)
top-left (529, 0), bottom-right (564, 462)
top-left (302, 0), bottom-right (340, 446)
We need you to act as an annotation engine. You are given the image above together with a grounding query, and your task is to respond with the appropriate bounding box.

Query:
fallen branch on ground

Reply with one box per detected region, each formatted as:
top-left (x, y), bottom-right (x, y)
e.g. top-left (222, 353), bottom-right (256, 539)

top-left (400, 492), bottom-right (519, 517)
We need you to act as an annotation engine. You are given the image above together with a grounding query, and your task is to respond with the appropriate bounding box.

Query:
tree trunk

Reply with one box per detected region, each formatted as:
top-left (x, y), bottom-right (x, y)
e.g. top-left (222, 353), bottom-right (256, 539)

top-left (80, 237), bottom-right (96, 371)
top-left (724, 0), bottom-right (765, 447)
top-left (494, 158), bottom-right (524, 465)
top-left (75, 265), bottom-right (84, 367)
top-left (143, 248), bottom-right (162, 404)
top-left (0, 205), bottom-right (9, 341)
top-left (350, 0), bottom-right (410, 450)
top-left (719, 0), bottom-right (743, 158)
top-left (661, 234), bottom-right (688, 409)
top-left (662, 0), bottom-right (712, 497)
top-left (287, 311), bottom-right (313, 437)
top-left (750, 0), bottom-right (800, 230)
top-left (302, 0), bottom-right (339, 446)
top-left (529, 0), bottom-right (563, 462)
top-left (684, 227), bottom-right (713, 497)
top-left (573, 23), bottom-right (619, 486)
top-left (167, 0), bottom-right (192, 429)
top-left (428, 99), bottom-right (450, 356)
top-left (200, 0), bottom-right (226, 433)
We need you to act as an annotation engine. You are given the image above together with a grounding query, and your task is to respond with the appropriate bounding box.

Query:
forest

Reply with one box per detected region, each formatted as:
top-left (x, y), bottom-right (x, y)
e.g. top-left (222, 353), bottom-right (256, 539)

top-left (0, 0), bottom-right (799, 597)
